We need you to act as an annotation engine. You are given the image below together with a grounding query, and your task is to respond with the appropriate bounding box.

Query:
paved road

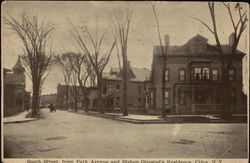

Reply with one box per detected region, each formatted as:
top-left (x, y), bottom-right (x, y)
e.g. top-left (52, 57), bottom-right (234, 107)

top-left (3, 109), bottom-right (248, 158)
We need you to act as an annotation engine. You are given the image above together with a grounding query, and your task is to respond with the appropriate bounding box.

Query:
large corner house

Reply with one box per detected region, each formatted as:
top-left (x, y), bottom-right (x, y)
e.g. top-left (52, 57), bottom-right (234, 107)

top-left (3, 56), bottom-right (30, 117)
top-left (147, 34), bottom-right (246, 115)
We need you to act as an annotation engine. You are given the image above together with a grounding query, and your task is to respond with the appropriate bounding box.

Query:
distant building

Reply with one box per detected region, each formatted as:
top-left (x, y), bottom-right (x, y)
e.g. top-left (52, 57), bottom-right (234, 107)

top-left (40, 93), bottom-right (57, 107)
top-left (4, 56), bottom-right (30, 117)
top-left (147, 34), bottom-right (246, 115)
top-left (57, 84), bottom-right (98, 110)
top-left (102, 62), bottom-right (150, 112)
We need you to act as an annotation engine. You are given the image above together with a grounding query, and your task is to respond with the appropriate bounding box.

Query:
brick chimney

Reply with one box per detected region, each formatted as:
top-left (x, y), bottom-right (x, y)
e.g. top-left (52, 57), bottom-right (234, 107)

top-left (165, 34), bottom-right (170, 46)
top-left (229, 33), bottom-right (235, 46)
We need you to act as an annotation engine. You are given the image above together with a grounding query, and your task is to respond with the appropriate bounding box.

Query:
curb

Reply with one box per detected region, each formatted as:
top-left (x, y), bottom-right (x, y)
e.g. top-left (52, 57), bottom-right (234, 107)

top-left (4, 118), bottom-right (38, 124)
top-left (80, 112), bottom-right (247, 124)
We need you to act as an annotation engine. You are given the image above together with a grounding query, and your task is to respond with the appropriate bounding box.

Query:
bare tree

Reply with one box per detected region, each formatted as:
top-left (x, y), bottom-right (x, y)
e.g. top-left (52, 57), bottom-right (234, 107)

top-left (150, 2), bottom-right (168, 118)
top-left (67, 52), bottom-right (92, 112)
top-left (69, 69), bottom-right (80, 112)
top-left (193, 2), bottom-right (247, 116)
top-left (111, 8), bottom-right (133, 116)
top-left (5, 12), bottom-right (55, 117)
top-left (69, 18), bottom-right (116, 114)
top-left (55, 53), bottom-right (72, 110)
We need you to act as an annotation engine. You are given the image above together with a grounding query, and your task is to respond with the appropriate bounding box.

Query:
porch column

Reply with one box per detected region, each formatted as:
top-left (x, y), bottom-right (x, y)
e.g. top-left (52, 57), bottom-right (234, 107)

top-left (191, 87), bottom-right (195, 113)
top-left (174, 87), bottom-right (179, 114)
top-left (212, 88), bottom-right (216, 111)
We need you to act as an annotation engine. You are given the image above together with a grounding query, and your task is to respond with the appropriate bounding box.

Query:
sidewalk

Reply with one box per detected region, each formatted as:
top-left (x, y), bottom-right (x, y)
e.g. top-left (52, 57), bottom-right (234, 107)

top-left (76, 110), bottom-right (247, 124)
top-left (3, 111), bottom-right (37, 124)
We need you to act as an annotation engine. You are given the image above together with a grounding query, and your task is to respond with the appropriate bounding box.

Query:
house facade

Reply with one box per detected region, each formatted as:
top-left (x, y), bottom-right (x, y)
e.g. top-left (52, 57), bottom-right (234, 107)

top-left (102, 62), bottom-right (150, 112)
top-left (147, 34), bottom-right (246, 115)
top-left (4, 56), bottom-right (30, 117)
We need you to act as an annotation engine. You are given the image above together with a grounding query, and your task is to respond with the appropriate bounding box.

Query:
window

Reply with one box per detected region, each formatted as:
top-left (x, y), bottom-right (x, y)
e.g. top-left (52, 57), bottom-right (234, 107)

top-left (179, 91), bottom-right (185, 105)
top-left (16, 89), bottom-right (23, 96)
top-left (229, 69), bottom-right (235, 81)
top-left (193, 67), bottom-right (210, 80)
top-left (212, 69), bottom-right (218, 80)
top-left (202, 68), bottom-right (210, 80)
top-left (138, 98), bottom-right (141, 102)
top-left (194, 68), bottom-right (202, 80)
top-left (190, 42), bottom-right (206, 54)
top-left (116, 84), bottom-right (120, 92)
top-left (179, 69), bottom-right (185, 81)
top-left (138, 86), bottom-right (141, 94)
top-left (150, 91), bottom-right (154, 106)
top-left (116, 97), bottom-right (120, 106)
top-left (165, 69), bottom-right (169, 81)
top-left (107, 84), bottom-right (112, 92)
top-left (164, 89), bottom-right (170, 105)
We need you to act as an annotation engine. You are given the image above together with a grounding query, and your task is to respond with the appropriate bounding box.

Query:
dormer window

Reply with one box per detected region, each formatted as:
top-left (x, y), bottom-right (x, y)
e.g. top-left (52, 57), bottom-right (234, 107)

top-left (190, 43), bottom-right (206, 54)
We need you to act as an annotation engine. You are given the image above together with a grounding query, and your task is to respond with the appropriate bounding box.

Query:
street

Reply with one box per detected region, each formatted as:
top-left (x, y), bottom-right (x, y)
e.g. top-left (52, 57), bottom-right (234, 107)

top-left (4, 109), bottom-right (248, 158)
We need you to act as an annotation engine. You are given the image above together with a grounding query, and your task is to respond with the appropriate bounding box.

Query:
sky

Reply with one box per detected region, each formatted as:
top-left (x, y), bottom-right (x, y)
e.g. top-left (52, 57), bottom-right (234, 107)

top-left (2, 1), bottom-right (248, 95)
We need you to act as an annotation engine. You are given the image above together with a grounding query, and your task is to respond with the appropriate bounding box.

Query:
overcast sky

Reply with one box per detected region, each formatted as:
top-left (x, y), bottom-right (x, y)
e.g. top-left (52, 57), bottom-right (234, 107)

top-left (2, 1), bottom-right (248, 95)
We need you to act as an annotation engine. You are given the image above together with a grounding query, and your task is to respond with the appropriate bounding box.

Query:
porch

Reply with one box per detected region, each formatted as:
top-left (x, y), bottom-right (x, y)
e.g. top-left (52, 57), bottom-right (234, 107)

top-left (174, 83), bottom-right (238, 114)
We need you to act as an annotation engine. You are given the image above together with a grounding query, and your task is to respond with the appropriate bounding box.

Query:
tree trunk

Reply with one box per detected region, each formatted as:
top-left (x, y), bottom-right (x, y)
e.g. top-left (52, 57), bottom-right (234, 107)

top-left (66, 85), bottom-right (69, 110)
top-left (122, 46), bottom-right (128, 116)
top-left (78, 77), bottom-right (89, 112)
top-left (161, 57), bottom-right (166, 118)
top-left (31, 79), bottom-right (40, 117)
top-left (221, 60), bottom-right (232, 118)
top-left (97, 73), bottom-right (104, 114)
top-left (74, 96), bottom-right (78, 112)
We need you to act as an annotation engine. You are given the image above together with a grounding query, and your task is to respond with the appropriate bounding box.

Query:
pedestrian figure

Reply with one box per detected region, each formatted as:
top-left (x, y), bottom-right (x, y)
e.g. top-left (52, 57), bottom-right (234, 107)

top-left (53, 104), bottom-right (56, 112)
top-left (49, 103), bottom-right (53, 112)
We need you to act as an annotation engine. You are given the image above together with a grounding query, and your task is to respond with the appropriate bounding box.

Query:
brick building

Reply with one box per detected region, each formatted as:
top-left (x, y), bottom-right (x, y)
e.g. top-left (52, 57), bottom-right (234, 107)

top-left (102, 62), bottom-right (150, 111)
top-left (40, 93), bottom-right (57, 107)
top-left (3, 56), bottom-right (30, 117)
top-left (147, 34), bottom-right (246, 115)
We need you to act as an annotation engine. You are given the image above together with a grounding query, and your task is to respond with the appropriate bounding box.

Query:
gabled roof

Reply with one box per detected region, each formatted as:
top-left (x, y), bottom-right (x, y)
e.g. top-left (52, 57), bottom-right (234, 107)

top-left (153, 34), bottom-right (245, 56)
top-left (104, 67), bottom-right (150, 82)
top-left (187, 34), bottom-right (208, 43)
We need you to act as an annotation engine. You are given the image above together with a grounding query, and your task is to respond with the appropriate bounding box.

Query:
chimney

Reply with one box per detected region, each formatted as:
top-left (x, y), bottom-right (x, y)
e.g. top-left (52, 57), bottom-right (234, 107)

top-left (165, 34), bottom-right (170, 46)
top-left (229, 33), bottom-right (235, 46)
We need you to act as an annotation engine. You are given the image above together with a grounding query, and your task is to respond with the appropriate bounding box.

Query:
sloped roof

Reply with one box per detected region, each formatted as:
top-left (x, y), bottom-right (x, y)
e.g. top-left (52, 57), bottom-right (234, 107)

top-left (103, 72), bottom-right (122, 81)
top-left (4, 73), bottom-right (25, 85)
top-left (130, 68), bottom-right (150, 82)
top-left (103, 67), bottom-right (150, 82)
top-left (187, 34), bottom-right (208, 43)
top-left (153, 34), bottom-right (245, 56)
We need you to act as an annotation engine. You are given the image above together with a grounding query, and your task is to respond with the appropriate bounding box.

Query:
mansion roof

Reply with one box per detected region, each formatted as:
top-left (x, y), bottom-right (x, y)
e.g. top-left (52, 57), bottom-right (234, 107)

top-left (153, 34), bottom-right (245, 56)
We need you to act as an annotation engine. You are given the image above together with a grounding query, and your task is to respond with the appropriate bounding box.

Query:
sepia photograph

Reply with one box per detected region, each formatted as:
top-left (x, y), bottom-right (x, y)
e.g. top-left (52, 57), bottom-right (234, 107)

top-left (1, 1), bottom-right (249, 161)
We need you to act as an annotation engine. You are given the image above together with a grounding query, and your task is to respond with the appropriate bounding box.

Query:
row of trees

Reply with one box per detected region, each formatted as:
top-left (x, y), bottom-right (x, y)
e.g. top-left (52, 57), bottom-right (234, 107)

top-left (4, 2), bottom-right (247, 117)
top-left (4, 9), bottom-right (133, 117)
